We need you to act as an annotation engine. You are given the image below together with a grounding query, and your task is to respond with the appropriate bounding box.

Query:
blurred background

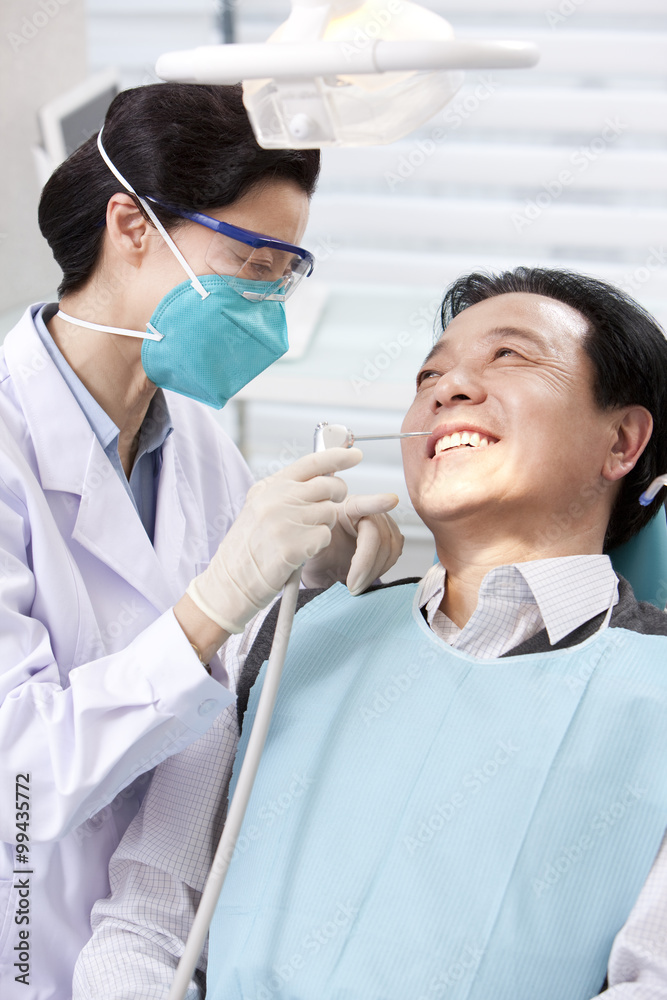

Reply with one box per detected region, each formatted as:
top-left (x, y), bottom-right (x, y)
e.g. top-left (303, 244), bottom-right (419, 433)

top-left (1, 0), bottom-right (666, 578)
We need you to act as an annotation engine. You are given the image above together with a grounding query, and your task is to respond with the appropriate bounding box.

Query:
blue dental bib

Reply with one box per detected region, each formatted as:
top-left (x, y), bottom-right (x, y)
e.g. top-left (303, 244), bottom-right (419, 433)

top-left (207, 582), bottom-right (667, 1000)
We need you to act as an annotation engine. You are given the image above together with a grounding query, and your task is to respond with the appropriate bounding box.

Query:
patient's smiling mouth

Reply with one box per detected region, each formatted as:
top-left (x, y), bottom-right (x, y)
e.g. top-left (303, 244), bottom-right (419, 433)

top-left (427, 426), bottom-right (500, 459)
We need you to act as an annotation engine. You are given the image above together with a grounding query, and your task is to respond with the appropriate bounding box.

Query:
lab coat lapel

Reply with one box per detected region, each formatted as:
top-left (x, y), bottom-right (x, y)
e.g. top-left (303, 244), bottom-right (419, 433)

top-left (4, 307), bottom-right (173, 612)
top-left (4, 307), bottom-right (93, 495)
top-left (153, 432), bottom-right (188, 587)
top-left (72, 436), bottom-right (174, 611)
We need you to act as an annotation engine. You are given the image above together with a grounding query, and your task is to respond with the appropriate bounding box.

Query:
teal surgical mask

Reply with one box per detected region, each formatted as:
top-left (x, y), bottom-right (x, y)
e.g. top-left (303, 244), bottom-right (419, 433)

top-left (140, 274), bottom-right (288, 408)
top-left (57, 131), bottom-right (290, 409)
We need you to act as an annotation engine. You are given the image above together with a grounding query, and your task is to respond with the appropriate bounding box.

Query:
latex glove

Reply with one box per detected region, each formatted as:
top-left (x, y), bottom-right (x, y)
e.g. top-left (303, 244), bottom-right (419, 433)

top-left (186, 447), bottom-right (363, 634)
top-left (301, 493), bottom-right (404, 595)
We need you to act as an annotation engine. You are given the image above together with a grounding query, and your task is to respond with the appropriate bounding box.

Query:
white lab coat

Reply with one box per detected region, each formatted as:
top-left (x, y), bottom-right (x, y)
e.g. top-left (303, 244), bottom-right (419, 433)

top-left (0, 305), bottom-right (254, 999)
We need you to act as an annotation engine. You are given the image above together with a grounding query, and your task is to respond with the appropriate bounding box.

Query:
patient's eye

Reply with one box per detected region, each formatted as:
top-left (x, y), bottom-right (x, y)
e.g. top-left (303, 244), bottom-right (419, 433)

top-left (416, 369), bottom-right (441, 388)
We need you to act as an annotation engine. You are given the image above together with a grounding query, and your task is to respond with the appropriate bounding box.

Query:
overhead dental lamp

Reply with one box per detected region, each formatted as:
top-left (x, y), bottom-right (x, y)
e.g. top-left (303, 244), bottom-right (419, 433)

top-left (156, 0), bottom-right (539, 148)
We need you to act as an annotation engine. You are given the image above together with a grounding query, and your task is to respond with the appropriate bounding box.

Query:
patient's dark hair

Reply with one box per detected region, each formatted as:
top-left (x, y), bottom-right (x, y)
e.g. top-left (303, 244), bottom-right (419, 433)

top-left (440, 267), bottom-right (667, 552)
top-left (39, 83), bottom-right (320, 297)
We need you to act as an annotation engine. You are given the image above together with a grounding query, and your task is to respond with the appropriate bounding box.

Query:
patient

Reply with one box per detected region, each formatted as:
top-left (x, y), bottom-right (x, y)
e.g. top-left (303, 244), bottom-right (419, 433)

top-left (74, 268), bottom-right (667, 1000)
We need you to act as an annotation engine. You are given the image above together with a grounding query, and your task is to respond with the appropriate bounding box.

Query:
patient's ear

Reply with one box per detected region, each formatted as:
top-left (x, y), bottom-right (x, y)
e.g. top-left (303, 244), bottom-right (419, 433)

top-left (602, 405), bottom-right (653, 482)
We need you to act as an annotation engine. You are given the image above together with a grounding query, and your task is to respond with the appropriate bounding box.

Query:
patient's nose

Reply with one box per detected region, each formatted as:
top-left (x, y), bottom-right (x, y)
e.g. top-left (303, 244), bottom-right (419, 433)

top-left (432, 364), bottom-right (487, 409)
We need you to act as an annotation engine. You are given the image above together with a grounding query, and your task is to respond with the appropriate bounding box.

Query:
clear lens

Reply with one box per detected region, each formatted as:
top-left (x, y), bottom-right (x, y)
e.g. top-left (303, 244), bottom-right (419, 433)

top-left (205, 231), bottom-right (310, 300)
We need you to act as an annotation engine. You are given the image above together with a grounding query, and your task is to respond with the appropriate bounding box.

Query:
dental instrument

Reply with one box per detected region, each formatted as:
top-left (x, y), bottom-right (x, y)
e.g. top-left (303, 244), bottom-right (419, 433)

top-left (313, 420), bottom-right (430, 452)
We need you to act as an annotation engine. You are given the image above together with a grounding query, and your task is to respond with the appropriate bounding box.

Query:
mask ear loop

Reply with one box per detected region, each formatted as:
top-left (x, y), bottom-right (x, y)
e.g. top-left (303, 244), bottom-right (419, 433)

top-left (56, 309), bottom-right (164, 341)
top-left (96, 127), bottom-right (210, 301)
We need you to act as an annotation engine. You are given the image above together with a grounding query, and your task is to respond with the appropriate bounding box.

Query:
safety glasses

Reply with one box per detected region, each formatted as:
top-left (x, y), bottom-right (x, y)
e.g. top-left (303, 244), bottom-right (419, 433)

top-left (146, 198), bottom-right (315, 301)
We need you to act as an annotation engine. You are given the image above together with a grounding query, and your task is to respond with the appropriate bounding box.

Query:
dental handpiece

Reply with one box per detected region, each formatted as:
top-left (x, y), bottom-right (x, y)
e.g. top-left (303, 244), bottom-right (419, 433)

top-left (314, 421), bottom-right (430, 452)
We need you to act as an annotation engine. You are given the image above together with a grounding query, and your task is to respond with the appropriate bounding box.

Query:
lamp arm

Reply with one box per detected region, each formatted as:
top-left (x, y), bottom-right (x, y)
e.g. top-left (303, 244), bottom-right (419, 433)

top-left (156, 39), bottom-right (539, 85)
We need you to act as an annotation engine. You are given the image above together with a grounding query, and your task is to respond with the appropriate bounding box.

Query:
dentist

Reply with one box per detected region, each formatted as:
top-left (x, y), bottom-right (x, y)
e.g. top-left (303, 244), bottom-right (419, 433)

top-left (0, 83), bottom-right (401, 998)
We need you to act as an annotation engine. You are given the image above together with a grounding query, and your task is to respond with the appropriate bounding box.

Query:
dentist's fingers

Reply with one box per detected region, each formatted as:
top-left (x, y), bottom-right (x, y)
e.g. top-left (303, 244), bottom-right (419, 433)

top-left (186, 450), bottom-right (363, 634)
top-left (343, 496), bottom-right (404, 596)
top-left (338, 493), bottom-right (400, 535)
top-left (269, 446), bottom-right (362, 483)
top-left (249, 473), bottom-right (348, 507)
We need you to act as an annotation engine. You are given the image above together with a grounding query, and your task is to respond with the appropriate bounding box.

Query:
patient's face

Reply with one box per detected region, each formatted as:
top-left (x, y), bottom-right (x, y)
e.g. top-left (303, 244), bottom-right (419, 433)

top-left (400, 292), bottom-right (619, 546)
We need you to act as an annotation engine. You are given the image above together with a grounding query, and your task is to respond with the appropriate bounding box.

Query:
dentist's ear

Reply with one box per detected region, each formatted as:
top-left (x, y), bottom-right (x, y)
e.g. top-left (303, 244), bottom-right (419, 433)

top-left (602, 406), bottom-right (653, 482)
top-left (105, 193), bottom-right (152, 263)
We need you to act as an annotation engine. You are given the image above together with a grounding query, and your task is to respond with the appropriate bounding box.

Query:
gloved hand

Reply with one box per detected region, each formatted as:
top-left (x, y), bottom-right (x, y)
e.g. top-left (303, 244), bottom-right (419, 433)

top-left (301, 494), bottom-right (404, 595)
top-left (186, 447), bottom-right (366, 634)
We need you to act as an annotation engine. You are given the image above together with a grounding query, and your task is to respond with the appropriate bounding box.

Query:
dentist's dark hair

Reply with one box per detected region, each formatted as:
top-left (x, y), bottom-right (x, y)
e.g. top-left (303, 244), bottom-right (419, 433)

top-left (439, 267), bottom-right (667, 552)
top-left (39, 83), bottom-right (320, 297)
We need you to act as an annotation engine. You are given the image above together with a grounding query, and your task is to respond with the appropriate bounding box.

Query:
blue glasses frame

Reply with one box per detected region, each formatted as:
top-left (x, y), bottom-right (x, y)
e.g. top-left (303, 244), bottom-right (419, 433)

top-left (145, 197), bottom-right (315, 277)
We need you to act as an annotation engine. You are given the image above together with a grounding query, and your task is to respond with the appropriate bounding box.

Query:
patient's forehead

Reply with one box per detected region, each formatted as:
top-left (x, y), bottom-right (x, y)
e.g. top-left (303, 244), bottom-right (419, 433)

top-left (432, 292), bottom-right (590, 357)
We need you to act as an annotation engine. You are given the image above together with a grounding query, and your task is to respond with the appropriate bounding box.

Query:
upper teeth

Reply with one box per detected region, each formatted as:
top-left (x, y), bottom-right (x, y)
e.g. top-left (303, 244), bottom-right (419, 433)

top-left (434, 431), bottom-right (493, 454)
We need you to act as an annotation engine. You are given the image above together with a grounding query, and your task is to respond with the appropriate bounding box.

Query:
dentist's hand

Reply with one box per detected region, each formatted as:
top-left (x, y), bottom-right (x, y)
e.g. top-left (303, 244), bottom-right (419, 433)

top-left (186, 448), bottom-right (364, 635)
top-left (301, 493), bottom-right (403, 595)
